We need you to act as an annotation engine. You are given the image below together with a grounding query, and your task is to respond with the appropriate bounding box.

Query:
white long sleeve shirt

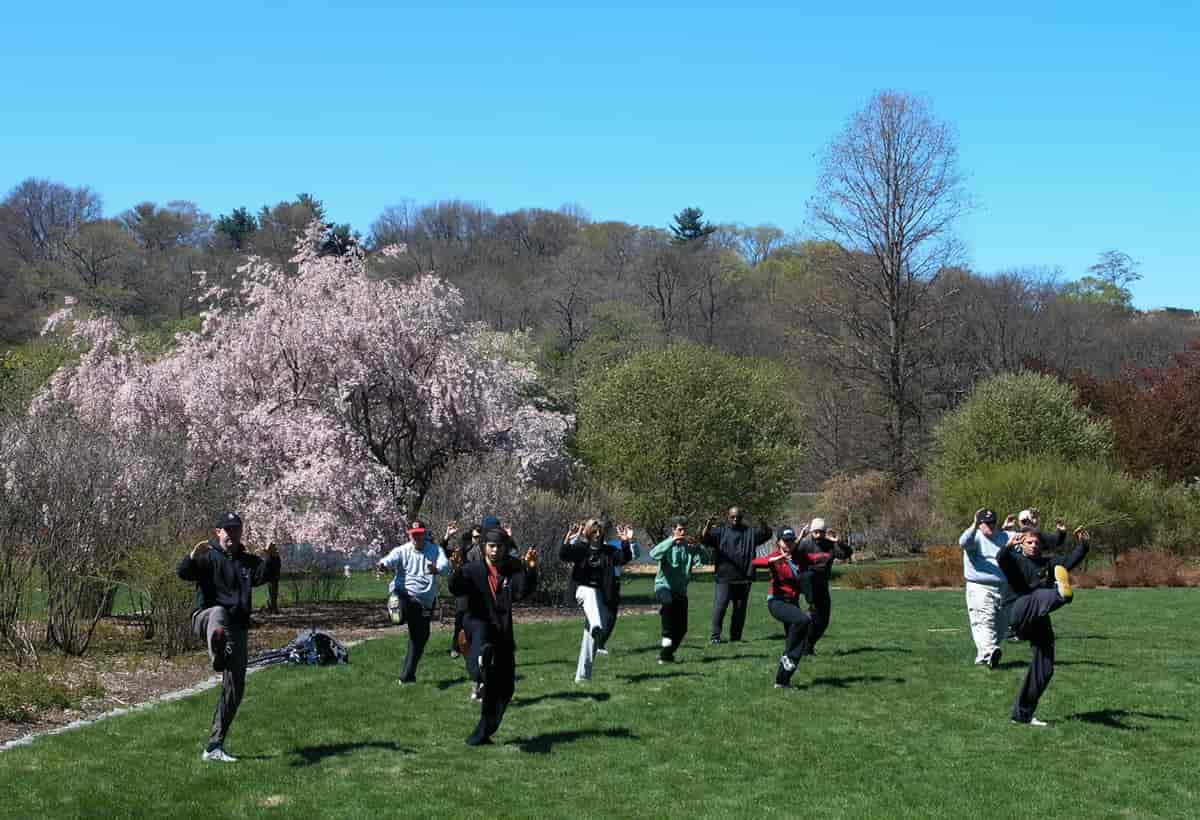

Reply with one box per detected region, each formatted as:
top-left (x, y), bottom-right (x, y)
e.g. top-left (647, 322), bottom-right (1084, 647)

top-left (380, 538), bottom-right (450, 608)
top-left (958, 526), bottom-right (1010, 587)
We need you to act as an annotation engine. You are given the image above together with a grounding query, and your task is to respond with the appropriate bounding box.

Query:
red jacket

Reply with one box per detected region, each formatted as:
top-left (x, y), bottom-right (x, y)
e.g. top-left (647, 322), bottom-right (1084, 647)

top-left (750, 551), bottom-right (813, 603)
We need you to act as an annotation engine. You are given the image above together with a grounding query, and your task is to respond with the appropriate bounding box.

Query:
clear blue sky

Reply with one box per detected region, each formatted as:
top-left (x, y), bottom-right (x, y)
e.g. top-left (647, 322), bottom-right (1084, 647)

top-left (3, 1), bottom-right (1197, 309)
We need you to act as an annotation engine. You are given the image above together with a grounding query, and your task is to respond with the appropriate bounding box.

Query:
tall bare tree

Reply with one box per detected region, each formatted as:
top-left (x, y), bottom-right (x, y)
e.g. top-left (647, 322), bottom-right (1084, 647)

top-left (806, 91), bottom-right (971, 479)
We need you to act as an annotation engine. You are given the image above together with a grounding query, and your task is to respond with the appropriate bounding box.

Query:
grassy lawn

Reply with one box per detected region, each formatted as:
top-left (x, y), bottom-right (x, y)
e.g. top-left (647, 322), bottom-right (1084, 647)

top-left (2, 582), bottom-right (1198, 819)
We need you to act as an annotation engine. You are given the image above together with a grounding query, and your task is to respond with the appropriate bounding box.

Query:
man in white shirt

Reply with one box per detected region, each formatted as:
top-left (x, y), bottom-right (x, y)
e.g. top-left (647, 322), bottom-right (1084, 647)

top-left (377, 517), bottom-right (450, 685)
top-left (958, 508), bottom-right (1011, 670)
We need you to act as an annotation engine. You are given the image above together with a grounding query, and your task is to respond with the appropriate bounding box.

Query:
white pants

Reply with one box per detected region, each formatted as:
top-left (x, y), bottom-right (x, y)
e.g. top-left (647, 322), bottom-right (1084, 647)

top-left (965, 581), bottom-right (1008, 662)
top-left (574, 585), bottom-right (608, 681)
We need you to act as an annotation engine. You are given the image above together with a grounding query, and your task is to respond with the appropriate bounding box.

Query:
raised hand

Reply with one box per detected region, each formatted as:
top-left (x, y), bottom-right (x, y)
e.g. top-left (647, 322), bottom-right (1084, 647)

top-left (503, 523), bottom-right (513, 538)
top-left (445, 520), bottom-right (459, 541)
top-left (619, 524), bottom-right (635, 541)
top-left (524, 547), bottom-right (538, 569)
top-left (427, 560), bottom-right (439, 575)
top-left (450, 548), bottom-right (465, 570)
top-left (1055, 518), bottom-right (1067, 531)
top-left (1073, 526), bottom-right (1090, 542)
top-left (191, 540), bottom-right (211, 561)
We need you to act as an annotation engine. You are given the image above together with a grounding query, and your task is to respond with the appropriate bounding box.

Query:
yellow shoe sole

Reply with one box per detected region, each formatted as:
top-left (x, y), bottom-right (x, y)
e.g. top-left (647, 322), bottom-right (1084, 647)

top-left (1054, 565), bottom-right (1073, 602)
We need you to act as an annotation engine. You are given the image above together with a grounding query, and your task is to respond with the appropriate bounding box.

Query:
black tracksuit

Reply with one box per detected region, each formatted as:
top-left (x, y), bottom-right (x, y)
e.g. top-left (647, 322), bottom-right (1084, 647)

top-left (704, 522), bottom-right (772, 642)
top-left (998, 538), bottom-right (1090, 723)
top-left (177, 541), bottom-right (280, 750)
top-left (793, 535), bottom-right (848, 654)
top-left (448, 556), bottom-right (538, 745)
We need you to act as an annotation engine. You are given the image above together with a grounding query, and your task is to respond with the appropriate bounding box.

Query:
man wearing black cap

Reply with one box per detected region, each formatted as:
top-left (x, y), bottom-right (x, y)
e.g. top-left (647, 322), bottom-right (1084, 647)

top-left (177, 512), bottom-right (280, 762)
top-left (701, 507), bottom-right (773, 644)
top-left (448, 528), bottom-right (539, 746)
top-left (958, 508), bottom-right (1012, 669)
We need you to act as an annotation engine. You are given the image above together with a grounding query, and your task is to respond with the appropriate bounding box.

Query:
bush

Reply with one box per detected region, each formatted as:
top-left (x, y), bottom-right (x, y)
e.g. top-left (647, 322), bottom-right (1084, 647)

top-left (121, 541), bottom-right (203, 658)
top-left (0, 669), bottom-right (104, 723)
top-left (576, 343), bottom-right (804, 536)
top-left (1074, 549), bottom-right (1196, 589)
top-left (842, 547), bottom-right (961, 588)
top-left (934, 456), bottom-right (1159, 558)
top-left (812, 470), bottom-right (894, 546)
top-left (931, 370), bottom-right (1112, 483)
top-left (282, 552), bottom-right (348, 604)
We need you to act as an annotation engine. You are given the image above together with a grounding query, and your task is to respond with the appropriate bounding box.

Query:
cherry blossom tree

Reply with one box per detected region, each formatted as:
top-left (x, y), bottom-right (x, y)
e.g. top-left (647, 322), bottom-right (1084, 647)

top-left (33, 223), bottom-right (570, 553)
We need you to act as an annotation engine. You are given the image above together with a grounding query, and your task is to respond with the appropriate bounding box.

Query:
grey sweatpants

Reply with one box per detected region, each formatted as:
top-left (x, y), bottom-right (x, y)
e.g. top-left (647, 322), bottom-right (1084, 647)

top-left (192, 606), bottom-right (249, 750)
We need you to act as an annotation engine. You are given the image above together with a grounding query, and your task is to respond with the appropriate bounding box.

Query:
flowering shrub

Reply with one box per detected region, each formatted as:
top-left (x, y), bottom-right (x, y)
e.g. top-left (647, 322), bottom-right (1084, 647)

top-left (30, 224), bottom-right (571, 554)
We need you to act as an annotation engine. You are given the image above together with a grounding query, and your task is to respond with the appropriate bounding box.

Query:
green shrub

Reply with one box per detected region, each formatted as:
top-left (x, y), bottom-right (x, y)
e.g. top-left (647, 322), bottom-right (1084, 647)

top-left (0, 670), bottom-right (104, 722)
top-left (576, 343), bottom-right (804, 534)
top-left (121, 541), bottom-right (202, 658)
top-left (930, 370), bottom-right (1112, 483)
top-left (934, 456), bottom-right (1156, 557)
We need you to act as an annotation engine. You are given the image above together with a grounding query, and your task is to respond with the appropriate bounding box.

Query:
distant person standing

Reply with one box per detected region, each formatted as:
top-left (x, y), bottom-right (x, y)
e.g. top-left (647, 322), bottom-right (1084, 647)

top-left (377, 517), bottom-right (450, 685)
top-left (448, 529), bottom-right (539, 746)
top-left (702, 507), bottom-right (772, 644)
top-left (648, 517), bottom-right (706, 663)
top-left (958, 508), bottom-right (1011, 669)
top-left (177, 512), bottom-right (280, 763)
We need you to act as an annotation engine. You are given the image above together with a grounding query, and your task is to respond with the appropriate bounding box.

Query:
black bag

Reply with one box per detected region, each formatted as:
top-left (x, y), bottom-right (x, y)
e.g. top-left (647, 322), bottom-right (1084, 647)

top-left (249, 628), bottom-right (350, 668)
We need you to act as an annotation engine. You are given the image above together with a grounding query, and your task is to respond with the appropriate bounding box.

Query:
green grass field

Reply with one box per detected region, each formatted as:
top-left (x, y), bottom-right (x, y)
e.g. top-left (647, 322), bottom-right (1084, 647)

top-left (2, 582), bottom-right (1198, 819)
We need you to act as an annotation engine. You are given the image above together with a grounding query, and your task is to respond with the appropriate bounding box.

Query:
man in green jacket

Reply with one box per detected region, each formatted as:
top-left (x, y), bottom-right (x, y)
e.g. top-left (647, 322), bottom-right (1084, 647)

top-left (650, 516), bottom-right (706, 663)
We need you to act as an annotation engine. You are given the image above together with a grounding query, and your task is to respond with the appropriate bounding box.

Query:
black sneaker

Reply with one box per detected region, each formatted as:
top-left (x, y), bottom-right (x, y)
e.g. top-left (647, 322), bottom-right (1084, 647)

top-left (988, 647), bottom-right (1003, 670)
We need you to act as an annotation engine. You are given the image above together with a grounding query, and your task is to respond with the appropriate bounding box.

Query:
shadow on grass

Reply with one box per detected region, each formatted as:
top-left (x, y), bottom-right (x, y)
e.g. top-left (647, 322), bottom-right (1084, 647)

top-left (511, 726), bottom-right (638, 754)
top-left (290, 741), bottom-right (412, 767)
top-left (1065, 709), bottom-right (1187, 731)
top-left (831, 646), bottom-right (913, 657)
top-left (436, 676), bottom-right (468, 690)
top-left (513, 691), bottom-right (612, 707)
top-left (997, 659), bottom-right (1118, 671)
top-left (620, 671), bottom-right (702, 684)
top-left (808, 675), bottom-right (906, 689)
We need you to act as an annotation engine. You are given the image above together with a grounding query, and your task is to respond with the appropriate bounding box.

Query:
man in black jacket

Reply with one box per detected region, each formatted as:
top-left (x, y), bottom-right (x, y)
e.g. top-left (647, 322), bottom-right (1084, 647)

top-left (448, 529), bottom-right (539, 746)
top-left (998, 525), bottom-right (1090, 726)
top-left (702, 507), bottom-right (772, 644)
top-left (177, 512), bottom-right (280, 762)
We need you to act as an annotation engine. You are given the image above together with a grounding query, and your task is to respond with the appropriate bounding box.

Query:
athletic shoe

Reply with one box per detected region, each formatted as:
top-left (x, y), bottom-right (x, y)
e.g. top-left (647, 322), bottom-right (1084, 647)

top-left (470, 682), bottom-right (484, 702)
top-left (210, 627), bottom-right (229, 672)
top-left (988, 647), bottom-right (1003, 670)
top-left (596, 647), bottom-right (609, 656)
top-left (661, 637), bottom-right (673, 648)
top-left (773, 683), bottom-right (792, 690)
top-left (1054, 565), bottom-right (1073, 602)
top-left (449, 649), bottom-right (460, 659)
top-left (574, 675), bottom-right (590, 684)
top-left (397, 677), bottom-right (416, 686)
top-left (710, 637), bottom-right (722, 645)
top-left (1011, 717), bottom-right (1049, 727)
top-left (779, 654), bottom-right (797, 673)
top-left (201, 747), bottom-right (238, 762)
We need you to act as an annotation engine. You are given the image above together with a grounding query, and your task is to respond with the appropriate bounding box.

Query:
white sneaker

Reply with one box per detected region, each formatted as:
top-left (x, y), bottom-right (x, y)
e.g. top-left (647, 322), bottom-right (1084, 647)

top-left (202, 747), bottom-right (238, 762)
top-left (779, 655), bottom-right (797, 673)
top-left (596, 647), bottom-right (609, 656)
top-left (1012, 717), bottom-right (1048, 727)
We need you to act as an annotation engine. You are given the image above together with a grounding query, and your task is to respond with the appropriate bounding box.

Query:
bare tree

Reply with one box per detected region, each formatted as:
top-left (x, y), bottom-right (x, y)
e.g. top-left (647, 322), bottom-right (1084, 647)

top-left (806, 91), bottom-right (972, 479)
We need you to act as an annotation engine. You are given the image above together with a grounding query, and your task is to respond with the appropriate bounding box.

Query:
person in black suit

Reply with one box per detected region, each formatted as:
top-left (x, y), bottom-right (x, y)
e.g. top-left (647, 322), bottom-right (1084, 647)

top-left (447, 528), bottom-right (539, 746)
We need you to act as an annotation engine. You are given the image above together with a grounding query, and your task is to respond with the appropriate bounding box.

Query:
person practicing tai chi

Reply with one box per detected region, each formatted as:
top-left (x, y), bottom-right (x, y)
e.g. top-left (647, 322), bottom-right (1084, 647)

top-left (649, 516), bottom-right (706, 664)
top-left (177, 512), bottom-right (280, 763)
top-left (447, 522), bottom-right (484, 660)
top-left (959, 508), bottom-right (1012, 669)
top-left (448, 529), bottom-right (539, 746)
top-left (751, 526), bottom-right (813, 689)
top-left (377, 517), bottom-right (450, 685)
top-left (561, 519), bottom-right (634, 682)
top-left (702, 507), bottom-right (772, 644)
top-left (793, 518), bottom-right (849, 656)
top-left (596, 518), bottom-right (641, 655)
top-left (998, 525), bottom-right (1090, 726)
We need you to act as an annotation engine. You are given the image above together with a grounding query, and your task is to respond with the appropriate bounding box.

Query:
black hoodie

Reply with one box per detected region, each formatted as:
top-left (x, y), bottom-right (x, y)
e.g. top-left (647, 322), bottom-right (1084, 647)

top-left (177, 539), bottom-right (281, 626)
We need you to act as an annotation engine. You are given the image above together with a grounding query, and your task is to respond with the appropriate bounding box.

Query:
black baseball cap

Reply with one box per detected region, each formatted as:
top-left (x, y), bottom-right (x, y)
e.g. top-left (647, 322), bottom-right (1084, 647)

top-left (215, 511), bottom-right (243, 529)
top-left (483, 530), bottom-right (504, 544)
top-left (778, 526), bottom-right (798, 542)
top-left (977, 509), bottom-right (997, 525)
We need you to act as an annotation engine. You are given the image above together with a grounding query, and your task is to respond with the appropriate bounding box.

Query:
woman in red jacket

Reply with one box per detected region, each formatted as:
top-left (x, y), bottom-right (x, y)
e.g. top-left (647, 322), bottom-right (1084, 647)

top-left (751, 526), bottom-right (814, 689)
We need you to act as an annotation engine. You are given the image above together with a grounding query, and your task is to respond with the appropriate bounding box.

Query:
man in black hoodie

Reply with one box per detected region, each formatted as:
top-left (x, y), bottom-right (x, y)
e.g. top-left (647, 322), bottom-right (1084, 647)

top-left (702, 507), bottom-right (772, 644)
top-left (177, 512), bottom-right (280, 762)
top-left (998, 525), bottom-right (1090, 726)
top-left (794, 518), bottom-right (851, 656)
top-left (448, 529), bottom-right (539, 746)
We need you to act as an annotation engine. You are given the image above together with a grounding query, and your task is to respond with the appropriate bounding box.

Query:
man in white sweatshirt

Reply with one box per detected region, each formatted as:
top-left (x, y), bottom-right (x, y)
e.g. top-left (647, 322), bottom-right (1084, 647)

top-left (377, 517), bottom-right (450, 685)
top-left (958, 508), bottom-right (1011, 670)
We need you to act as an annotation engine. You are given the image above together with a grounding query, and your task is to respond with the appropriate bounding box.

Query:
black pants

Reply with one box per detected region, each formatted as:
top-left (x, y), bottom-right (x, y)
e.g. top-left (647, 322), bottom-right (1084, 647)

top-left (467, 635), bottom-right (517, 744)
top-left (449, 595), bottom-right (469, 653)
top-left (767, 598), bottom-right (811, 685)
top-left (655, 588), bottom-right (689, 660)
top-left (711, 581), bottom-right (751, 642)
top-left (801, 571), bottom-right (831, 654)
top-left (193, 608), bottom-right (248, 751)
top-left (1009, 588), bottom-right (1067, 722)
top-left (598, 579), bottom-right (622, 648)
top-left (398, 595), bottom-right (432, 682)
